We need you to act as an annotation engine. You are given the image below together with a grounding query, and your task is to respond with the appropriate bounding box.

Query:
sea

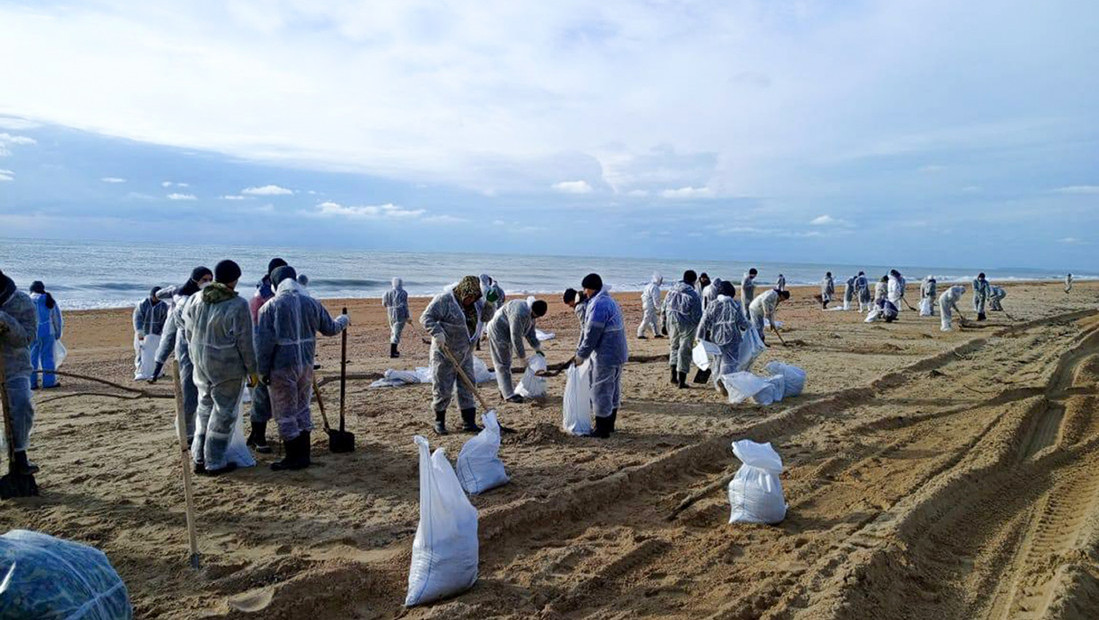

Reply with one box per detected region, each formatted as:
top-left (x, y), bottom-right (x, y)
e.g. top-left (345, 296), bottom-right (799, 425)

top-left (0, 238), bottom-right (1089, 310)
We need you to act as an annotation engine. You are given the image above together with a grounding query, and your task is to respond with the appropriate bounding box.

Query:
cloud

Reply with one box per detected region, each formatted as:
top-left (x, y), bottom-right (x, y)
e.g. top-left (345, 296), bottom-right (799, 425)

top-left (220, 194), bottom-right (247, 200)
top-left (1060, 237), bottom-right (1084, 244)
top-left (100, 177), bottom-right (126, 183)
top-left (422, 214), bottom-right (467, 224)
top-left (552, 180), bottom-right (593, 194)
top-left (810, 215), bottom-right (836, 225)
top-left (0, 133), bottom-right (37, 156)
top-left (1052, 185), bottom-right (1099, 195)
top-left (660, 186), bottom-right (714, 199)
top-left (242, 184), bottom-right (293, 196)
top-left (0, 169), bottom-right (13, 182)
top-left (309, 201), bottom-right (425, 219)
top-left (166, 192), bottom-right (196, 200)
top-left (161, 180), bottom-right (189, 188)
top-left (626, 189), bottom-right (650, 197)
top-left (0, 117), bottom-right (40, 130)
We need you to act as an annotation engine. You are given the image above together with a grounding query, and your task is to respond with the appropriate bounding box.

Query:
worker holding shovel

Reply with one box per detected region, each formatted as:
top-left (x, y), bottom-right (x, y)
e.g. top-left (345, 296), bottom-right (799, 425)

top-left (1, 269), bottom-right (41, 495)
top-left (420, 275), bottom-right (485, 435)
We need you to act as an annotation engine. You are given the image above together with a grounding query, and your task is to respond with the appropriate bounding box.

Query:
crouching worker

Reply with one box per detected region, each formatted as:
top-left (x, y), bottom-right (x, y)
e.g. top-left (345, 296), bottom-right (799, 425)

top-left (573, 273), bottom-right (629, 438)
top-left (749, 288), bottom-right (790, 344)
top-left (421, 276), bottom-right (485, 435)
top-left (939, 285), bottom-right (966, 331)
top-left (182, 260), bottom-right (259, 476)
top-left (0, 269), bottom-right (40, 474)
top-left (695, 281), bottom-right (748, 383)
top-left (255, 266), bottom-right (349, 471)
top-left (488, 298), bottom-right (547, 403)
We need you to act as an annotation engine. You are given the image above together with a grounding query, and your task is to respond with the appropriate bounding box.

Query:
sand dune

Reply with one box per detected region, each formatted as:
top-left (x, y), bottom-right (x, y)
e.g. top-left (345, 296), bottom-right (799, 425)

top-left (2, 281), bottom-right (1097, 619)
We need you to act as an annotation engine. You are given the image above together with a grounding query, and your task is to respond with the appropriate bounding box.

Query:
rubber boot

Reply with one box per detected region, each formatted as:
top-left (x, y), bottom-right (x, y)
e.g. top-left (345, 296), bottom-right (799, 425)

top-left (460, 408), bottom-right (481, 433)
top-left (589, 415), bottom-right (611, 439)
top-left (299, 431), bottom-right (311, 469)
top-left (670, 366), bottom-right (678, 384)
top-left (506, 394), bottom-right (525, 404)
top-left (390, 343), bottom-right (400, 359)
top-left (247, 421), bottom-right (272, 454)
top-left (204, 462), bottom-right (238, 476)
top-left (270, 434), bottom-right (309, 471)
top-left (433, 410), bottom-right (448, 435)
top-left (677, 372), bottom-right (688, 389)
top-left (609, 408), bottom-right (618, 433)
top-left (12, 451), bottom-right (39, 475)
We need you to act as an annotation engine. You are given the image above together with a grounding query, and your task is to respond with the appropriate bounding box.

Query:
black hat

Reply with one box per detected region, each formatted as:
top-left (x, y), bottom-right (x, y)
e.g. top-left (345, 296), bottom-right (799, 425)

top-left (30, 281), bottom-right (45, 294)
top-left (190, 266), bottom-right (213, 283)
top-left (581, 273), bottom-right (603, 291)
top-left (683, 270), bottom-right (697, 284)
top-left (214, 260), bottom-right (242, 284)
top-left (271, 265), bottom-right (297, 286)
top-left (267, 258), bottom-right (288, 277)
top-left (150, 286), bottom-right (161, 298)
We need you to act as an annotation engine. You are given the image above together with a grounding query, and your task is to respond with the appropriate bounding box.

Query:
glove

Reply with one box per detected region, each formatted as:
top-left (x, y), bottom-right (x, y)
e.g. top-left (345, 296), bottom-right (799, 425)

top-left (247, 373), bottom-right (261, 388)
top-left (148, 361), bottom-right (164, 383)
top-left (535, 350), bottom-right (545, 357)
top-left (572, 355), bottom-right (585, 367)
top-left (337, 314), bottom-right (351, 327)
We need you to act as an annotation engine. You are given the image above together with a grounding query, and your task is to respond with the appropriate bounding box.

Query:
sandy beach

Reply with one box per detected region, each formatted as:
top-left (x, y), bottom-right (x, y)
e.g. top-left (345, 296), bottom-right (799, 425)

top-left (2, 280), bottom-right (1098, 619)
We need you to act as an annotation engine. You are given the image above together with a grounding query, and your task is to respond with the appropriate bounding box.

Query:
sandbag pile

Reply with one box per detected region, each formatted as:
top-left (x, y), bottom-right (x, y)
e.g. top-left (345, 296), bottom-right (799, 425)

top-left (720, 361), bottom-right (806, 406)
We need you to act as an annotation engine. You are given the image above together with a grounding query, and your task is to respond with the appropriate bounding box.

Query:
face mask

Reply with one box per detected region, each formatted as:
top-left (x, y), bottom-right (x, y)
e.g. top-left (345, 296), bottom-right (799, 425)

top-left (199, 281), bottom-right (211, 290)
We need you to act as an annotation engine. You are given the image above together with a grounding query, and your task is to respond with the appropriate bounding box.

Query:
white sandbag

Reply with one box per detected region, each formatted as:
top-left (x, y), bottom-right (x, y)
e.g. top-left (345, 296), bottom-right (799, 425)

top-left (132, 334), bottom-right (158, 380)
top-left (54, 339), bottom-right (69, 369)
top-left (515, 355), bottom-right (547, 398)
top-left (736, 326), bottom-right (766, 372)
top-left (692, 340), bottom-right (720, 371)
top-left (405, 436), bottom-right (479, 607)
top-left (763, 361), bottom-right (806, 398)
top-left (473, 356), bottom-right (495, 383)
top-left (919, 297), bottom-right (933, 316)
top-left (762, 374), bottom-right (785, 404)
top-left (456, 411), bottom-right (510, 495)
top-left (728, 440), bottom-right (787, 524)
top-left (223, 385), bottom-right (256, 468)
top-left (562, 360), bottom-right (593, 436)
top-left (535, 329), bottom-right (556, 342)
top-left (719, 372), bottom-right (772, 405)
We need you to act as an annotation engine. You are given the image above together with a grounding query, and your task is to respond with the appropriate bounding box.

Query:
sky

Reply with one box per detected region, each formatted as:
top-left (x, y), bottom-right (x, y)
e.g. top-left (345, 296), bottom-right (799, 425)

top-left (1, 0), bottom-right (1097, 271)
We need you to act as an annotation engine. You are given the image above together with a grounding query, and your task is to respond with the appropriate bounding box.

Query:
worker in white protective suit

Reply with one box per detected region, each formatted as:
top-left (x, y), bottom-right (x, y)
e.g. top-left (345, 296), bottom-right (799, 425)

top-left (1065, 274), bottom-right (1073, 294)
top-left (842, 275), bottom-right (856, 310)
top-left (919, 276), bottom-right (937, 316)
top-left (775, 273), bottom-right (786, 292)
top-left (695, 281), bottom-right (749, 386)
top-left (573, 273), bottom-right (629, 438)
top-left (637, 273), bottom-right (663, 339)
top-left (741, 269), bottom-right (758, 317)
top-left (939, 285), bottom-right (966, 331)
top-left (749, 288), bottom-right (789, 344)
top-left (820, 273), bottom-right (835, 309)
top-left (133, 286), bottom-right (169, 380)
top-left (972, 273), bottom-right (991, 320)
top-left (989, 285), bottom-right (1007, 311)
top-left (383, 277), bottom-right (410, 358)
top-left (662, 270), bottom-right (703, 389)
top-left (421, 275), bottom-right (484, 435)
top-left (888, 270), bottom-right (907, 313)
top-left (856, 271), bottom-right (872, 312)
top-left (488, 298), bottom-right (546, 403)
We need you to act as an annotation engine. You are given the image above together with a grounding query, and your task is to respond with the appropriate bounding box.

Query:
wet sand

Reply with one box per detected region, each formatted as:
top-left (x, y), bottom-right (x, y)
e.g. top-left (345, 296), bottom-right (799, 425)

top-left (2, 281), bottom-right (1098, 619)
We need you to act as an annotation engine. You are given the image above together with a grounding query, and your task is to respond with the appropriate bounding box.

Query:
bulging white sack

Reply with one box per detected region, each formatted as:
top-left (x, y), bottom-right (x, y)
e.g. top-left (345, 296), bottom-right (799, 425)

top-left (406, 436), bottom-right (479, 607)
top-left (515, 354), bottom-right (547, 398)
top-left (919, 298), bottom-right (933, 316)
top-left (692, 340), bottom-right (720, 371)
top-left (133, 334), bottom-right (160, 380)
top-left (562, 360), bottom-right (593, 436)
top-left (719, 372), bottom-right (772, 405)
top-left (728, 440), bottom-right (787, 525)
top-left (737, 326), bottom-right (766, 372)
top-left (456, 411), bottom-right (510, 495)
top-left (224, 385), bottom-right (256, 468)
top-left (761, 374), bottom-right (785, 405)
top-left (763, 362), bottom-right (806, 398)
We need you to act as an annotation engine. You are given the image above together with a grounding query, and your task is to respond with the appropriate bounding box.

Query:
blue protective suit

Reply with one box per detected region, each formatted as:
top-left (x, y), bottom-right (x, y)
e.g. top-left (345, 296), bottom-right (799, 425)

top-left (29, 292), bottom-right (62, 389)
top-left (576, 287), bottom-right (628, 418)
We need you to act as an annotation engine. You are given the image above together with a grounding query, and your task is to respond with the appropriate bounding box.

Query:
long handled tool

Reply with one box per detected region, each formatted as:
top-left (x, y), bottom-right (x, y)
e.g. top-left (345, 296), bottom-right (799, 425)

top-left (325, 308), bottom-right (355, 453)
top-left (437, 341), bottom-right (517, 433)
top-left (170, 363), bottom-right (200, 569)
top-left (0, 346), bottom-right (39, 499)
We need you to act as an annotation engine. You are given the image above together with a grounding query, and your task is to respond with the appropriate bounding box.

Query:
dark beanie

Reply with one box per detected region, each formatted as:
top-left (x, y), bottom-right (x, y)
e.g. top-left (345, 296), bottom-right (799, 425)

top-left (150, 286), bottom-right (161, 298)
top-left (721, 281), bottom-right (736, 297)
top-left (214, 260), bottom-right (242, 284)
top-left (581, 273), bottom-right (603, 291)
top-left (271, 265), bottom-right (297, 286)
top-left (267, 258), bottom-right (288, 277)
top-left (683, 270), bottom-right (697, 284)
top-left (30, 280), bottom-right (45, 294)
top-left (191, 266), bottom-right (212, 283)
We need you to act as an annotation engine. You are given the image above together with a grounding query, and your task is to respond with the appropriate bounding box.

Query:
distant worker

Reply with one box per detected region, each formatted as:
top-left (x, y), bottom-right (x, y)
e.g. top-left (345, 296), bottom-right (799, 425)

top-left (696, 273), bottom-right (711, 295)
top-left (0, 268), bottom-right (41, 475)
top-left (296, 274), bottom-right (311, 296)
top-left (775, 273), bottom-right (785, 293)
top-left (28, 281), bottom-right (62, 390)
top-left (662, 270), bottom-right (703, 389)
top-left (563, 288), bottom-right (587, 328)
top-left (874, 275), bottom-right (888, 305)
top-left (133, 286), bottom-right (169, 380)
top-left (421, 276), bottom-right (484, 435)
top-left (637, 273), bottom-right (663, 339)
top-left (820, 272), bottom-right (835, 309)
top-left (477, 274), bottom-right (504, 351)
top-left (573, 273), bottom-right (628, 438)
top-left (749, 288), bottom-right (790, 344)
top-left (888, 270), bottom-right (907, 312)
top-left (938, 285), bottom-right (967, 331)
top-left (702, 277), bottom-right (723, 312)
top-left (989, 285), bottom-right (1007, 311)
top-left (488, 298), bottom-right (547, 403)
top-left (741, 268), bottom-right (758, 316)
top-left (843, 275), bottom-right (856, 310)
top-left (1065, 273), bottom-right (1073, 294)
top-left (972, 273), bottom-right (991, 321)
top-left (855, 271), bottom-right (871, 312)
top-left (182, 260), bottom-right (259, 476)
top-left (919, 276), bottom-right (937, 316)
top-left (383, 277), bottom-right (410, 358)
top-left (695, 281), bottom-right (748, 381)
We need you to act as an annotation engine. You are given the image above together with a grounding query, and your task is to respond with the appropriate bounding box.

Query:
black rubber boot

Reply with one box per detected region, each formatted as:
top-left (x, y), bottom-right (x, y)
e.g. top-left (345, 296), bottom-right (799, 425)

top-left (460, 408), bottom-right (481, 433)
top-left (609, 408), bottom-right (618, 433)
top-left (433, 410), bottom-right (448, 435)
top-left (12, 451), bottom-right (39, 475)
top-left (978, 312), bottom-right (987, 321)
top-left (638, 334), bottom-right (647, 339)
top-left (270, 434), bottom-right (309, 471)
top-left (390, 343), bottom-right (400, 359)
top-left (589, 415), bottom-right (611, 439)
top-left (299, 431), bottom-right (312, 469)
top-left (247, 421), bottom-right (272, 454)
top-left (677, 372), bottom-right (688, 389)
top-left (204, 462), bottom-right (238, 476)
top-left (506, 394), bottom-right (525, 404)
top-left (670, 366), bottom-right (678, 384)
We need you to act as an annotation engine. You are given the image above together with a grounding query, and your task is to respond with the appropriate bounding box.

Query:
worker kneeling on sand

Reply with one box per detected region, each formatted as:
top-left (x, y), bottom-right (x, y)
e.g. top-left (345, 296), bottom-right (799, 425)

top-left (488, 298), bottom-right (546, 404)
top-left (696, 281), bottom-right (749, 383)
top-left (182, 260), bottom-right (260, 476)
top-left (421, 276), bottom-right (485, 436)
top-left (573, 273), bottom-right (629, 439)
top-left (256, 266), bottom-right (349, 471)
top-left (0, 269), bottom-right (41, 475)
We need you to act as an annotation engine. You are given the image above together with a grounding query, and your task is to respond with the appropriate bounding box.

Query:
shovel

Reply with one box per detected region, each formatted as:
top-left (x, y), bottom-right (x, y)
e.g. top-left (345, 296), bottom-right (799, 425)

top-left (437, 340), bottom-right (516, 434)
top-left (0, 345), bottom-right (39, 499)
top-left (322, 308), bottom-right (355, 453)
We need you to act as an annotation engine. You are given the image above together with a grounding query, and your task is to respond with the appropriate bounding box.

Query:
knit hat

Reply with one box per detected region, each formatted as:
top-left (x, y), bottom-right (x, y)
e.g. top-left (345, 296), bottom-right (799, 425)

top-left (581, 273), bottom-right (603, 291)
top-left (272, 265), bottom-right (297, 286)
top-left (214, 260), bottom-right (242, 284)
top-left (150, 286), bottom-right (161, 298)
top-left (30, 281), bottom-right (45, 294)
top-left (190, 266), bottom-right (213, 283)
top-left (267, 258), bottom-right (288, 277)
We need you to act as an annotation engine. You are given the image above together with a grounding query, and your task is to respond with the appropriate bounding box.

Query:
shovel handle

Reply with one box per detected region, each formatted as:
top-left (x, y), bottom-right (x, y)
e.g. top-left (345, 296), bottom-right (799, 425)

top-left (312, 380), bottom-right (331, 432)
top-left (339, 308), bottom-right (347, 433)
top-left (436, 340), bottom-right (493, 412)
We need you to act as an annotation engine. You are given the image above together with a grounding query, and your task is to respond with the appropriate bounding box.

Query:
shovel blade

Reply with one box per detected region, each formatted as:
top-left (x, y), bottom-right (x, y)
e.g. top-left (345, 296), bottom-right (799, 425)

top-left (0, 472), bottom-right (39, 499)
top-left (327, 429), bottom-right (355, 453)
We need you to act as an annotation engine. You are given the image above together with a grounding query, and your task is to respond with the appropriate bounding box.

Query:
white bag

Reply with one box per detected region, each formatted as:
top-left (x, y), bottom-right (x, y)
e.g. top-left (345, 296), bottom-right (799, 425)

top-left (406, 436), bottom-right (479, 607)
top-left (562, 361), bottom-right (593, 436)
top-left (515, 354), bottom-right (547, 398)
top-left (456, 411), bottom-right (510, 495)
top-left (762, 374), bottom-right (785, 404)
top-left (473, 356), bottom-right (495, 383)
top-left (919, 297), bottom-right (933, 316)
top-left (763, 362), bottom-right (806, 398)
top-left (736, 326), bottom-right (766, 372)
top-left (133, 333), bottom-right (159, 380)
top-left (728, 440), bottom-right (787, 524)
top-left (54, 340), bottom-right (68, 369)
top-left (692, 340), bottom-right (720, 371)
top-left (719, 372), bottom-right (772, 405)
top-left (224, 385), bottom-right (256, 468)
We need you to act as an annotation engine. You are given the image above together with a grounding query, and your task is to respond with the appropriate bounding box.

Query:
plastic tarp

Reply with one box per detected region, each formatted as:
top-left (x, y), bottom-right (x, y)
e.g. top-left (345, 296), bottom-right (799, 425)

top-left (692, 340), bottom-right (720, 372)
top-left (0, 529), bottom-right (133, 619)
top-left (763, 362), bottom-right (806, 398)
top-left (370, 356), bottom-right (496, 389)
top-left (728, 440), bottom-right (787, 524)
top-left (736, 326), bottom-right (766, 372)
top-left (456, 411), bottom-right (510, 495)
top-left (405, 436), bottom-right (479, 607)
top-left (514, 354), bottom-right (547, 399)
top-left (535, 329), bottom-right (556, 342)
top-left (562, 360), bottom-right (593, 436)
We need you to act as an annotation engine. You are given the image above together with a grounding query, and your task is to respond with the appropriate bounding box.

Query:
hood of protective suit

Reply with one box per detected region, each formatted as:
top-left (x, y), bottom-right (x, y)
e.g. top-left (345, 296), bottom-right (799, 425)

top-left (392, 277), bottom-right (403, 290)
top-left (276, 278), bottom-right (303, 295)
top-left (0, 272), bottom-right (15, 307)
top-left (651, 273), bottom-right (663, 286)
top-left (202, 282), bottom-right (238, 304)
top-left (479, 274), bottom-right (491, 291)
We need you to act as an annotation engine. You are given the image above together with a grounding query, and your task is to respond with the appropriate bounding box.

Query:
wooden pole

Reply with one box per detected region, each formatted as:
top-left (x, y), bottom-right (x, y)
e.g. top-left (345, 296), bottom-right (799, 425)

top-left (171, 363), bottom-right (201, 570)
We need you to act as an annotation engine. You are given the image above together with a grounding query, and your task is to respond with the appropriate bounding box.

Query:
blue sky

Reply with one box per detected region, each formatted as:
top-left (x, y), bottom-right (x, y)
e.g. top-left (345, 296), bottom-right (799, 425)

top-left (1, 0), bottom-right (1097, 270)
